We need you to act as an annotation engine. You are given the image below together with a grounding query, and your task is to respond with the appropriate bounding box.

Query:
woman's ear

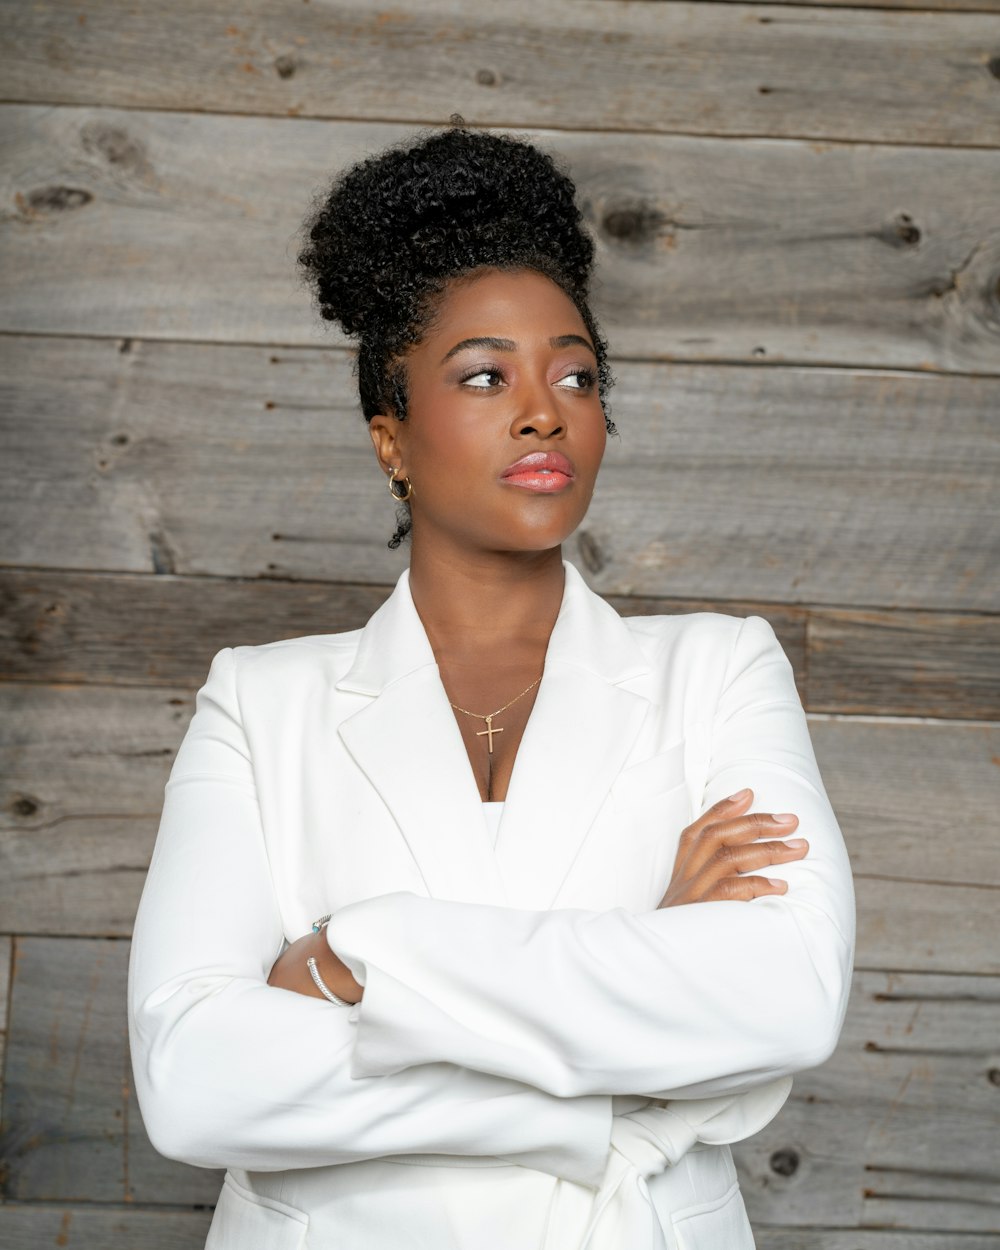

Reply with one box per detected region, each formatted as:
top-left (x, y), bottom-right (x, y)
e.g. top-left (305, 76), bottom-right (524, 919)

top-left (369, 414), bottom-right (404, 477)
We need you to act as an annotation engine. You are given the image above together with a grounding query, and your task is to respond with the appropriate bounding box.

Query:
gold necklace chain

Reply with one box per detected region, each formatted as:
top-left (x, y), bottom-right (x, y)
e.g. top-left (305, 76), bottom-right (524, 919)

top-left (449, 675), bottom-right (542, 755)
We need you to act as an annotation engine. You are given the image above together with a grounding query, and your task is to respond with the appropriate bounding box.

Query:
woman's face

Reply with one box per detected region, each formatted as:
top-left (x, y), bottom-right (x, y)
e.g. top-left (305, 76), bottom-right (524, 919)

top-left (370, 267), bottom-right (608, 558)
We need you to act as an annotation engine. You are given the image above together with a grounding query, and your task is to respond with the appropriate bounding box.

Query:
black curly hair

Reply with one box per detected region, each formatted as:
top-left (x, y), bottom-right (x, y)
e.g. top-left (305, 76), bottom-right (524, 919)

top-left (298, 120), bottom-right (616, 548)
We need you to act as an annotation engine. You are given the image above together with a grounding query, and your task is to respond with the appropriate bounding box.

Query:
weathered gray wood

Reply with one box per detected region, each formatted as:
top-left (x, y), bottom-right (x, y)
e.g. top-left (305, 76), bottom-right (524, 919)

top-left (0, 568), bottom-right (809, 694)
top-left (3, 337), bottom-right (997, 612)
top-left (735, 970), bottom-right (1000, 1232)
top-left (4, 569), bottom-right (999, 717)
top-left (1, 1), bottom-right (998, 146)
top-left (853, 877), bottom-right (1000, 974)
top-left (0, 1213), bottom-right (994, 1250)
top-left (3, 110), bottom-right (1000, 375)
top-left (3, 683), bottom-right (999, 967)
top-left (0, 1205), bottom-right (214, 1250)
top-left (0, 683), bottom-right (190, 937)
top-left (754, 1231), bottom-right (1000, 1249)
top-left (808, 608), bottom-right (1000, 720)
top-left (1, 937), bottom-right (221, 1204)
top-left (809, 717), bottom-right (1000, 889)
top-left (0, 936), bottom-right (10, 1127)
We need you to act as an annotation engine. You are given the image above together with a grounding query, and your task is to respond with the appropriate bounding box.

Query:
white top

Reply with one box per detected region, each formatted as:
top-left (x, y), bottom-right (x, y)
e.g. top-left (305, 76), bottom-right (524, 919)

top-left (482, 801), bottom-right (504, 846)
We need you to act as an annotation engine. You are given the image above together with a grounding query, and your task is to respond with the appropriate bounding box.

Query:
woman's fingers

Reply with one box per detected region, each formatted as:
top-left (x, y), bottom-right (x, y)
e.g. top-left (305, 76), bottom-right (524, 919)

top-left (689, 837), bottom-right (808, 894)
top-left (679, 809), bottom-right (801, 879)
top-left (702, 874), bottom-right (791, 902)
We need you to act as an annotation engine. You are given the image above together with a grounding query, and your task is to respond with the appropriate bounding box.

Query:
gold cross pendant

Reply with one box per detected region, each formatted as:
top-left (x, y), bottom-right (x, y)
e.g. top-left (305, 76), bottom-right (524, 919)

top-left (476, 715), bottom-right (504, 754)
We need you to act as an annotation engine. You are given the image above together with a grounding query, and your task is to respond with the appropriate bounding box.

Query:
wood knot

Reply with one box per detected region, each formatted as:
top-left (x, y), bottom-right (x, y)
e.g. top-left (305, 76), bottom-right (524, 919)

top-left (274, 53), bottom-right (297, 79)
top-left (987, 55), bottom-right (1000, 81)
top-left (600, 203), bottom-right (665, 246)
top-left (80, 121), bottom-right (151, 178)
top-left (577, 530), bottom-right (605, 575)
top-left (475, 68), bottom-right (497, 86)
top-left (769, 1148), bottom-right (800, 1177)
top-left (881, 212), bottom-right (921, 249)
top-left (11, 796), bottom-right (39, 818)
top-left (22, 186), bottom-right (92, 215)
top-left (987, 1067), bottom-right (1000, 1086)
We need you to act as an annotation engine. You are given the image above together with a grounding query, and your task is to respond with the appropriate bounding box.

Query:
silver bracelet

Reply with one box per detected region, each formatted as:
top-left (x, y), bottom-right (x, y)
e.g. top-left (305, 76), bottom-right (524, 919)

top-left (306, 955), bottom-right (353, 1007)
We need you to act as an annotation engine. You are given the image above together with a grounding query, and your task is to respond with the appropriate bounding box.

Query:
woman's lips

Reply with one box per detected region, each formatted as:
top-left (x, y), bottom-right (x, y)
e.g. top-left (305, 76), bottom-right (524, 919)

top-left (500, 452), bottom-right (575, 492)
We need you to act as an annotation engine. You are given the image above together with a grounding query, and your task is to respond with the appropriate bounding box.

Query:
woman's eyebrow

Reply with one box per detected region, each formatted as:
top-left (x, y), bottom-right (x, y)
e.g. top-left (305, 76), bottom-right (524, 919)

top-left (439, 333), bottom-right (596, 365)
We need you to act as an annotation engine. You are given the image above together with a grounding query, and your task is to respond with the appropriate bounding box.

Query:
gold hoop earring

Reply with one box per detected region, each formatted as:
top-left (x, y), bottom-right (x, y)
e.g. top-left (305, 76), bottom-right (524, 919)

top-left (387, 467), bottom-right (414, 502)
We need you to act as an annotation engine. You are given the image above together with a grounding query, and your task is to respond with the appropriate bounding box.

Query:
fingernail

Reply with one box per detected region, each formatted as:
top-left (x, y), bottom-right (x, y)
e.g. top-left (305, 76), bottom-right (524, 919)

top-left (767, 878), bottom-right (788, 891)
top-left (773, 813), bottom-right (797, 824)
top-left (784, 838), bottom-right (807, 849)
top-left (728, 788), bottom-right (751, 802)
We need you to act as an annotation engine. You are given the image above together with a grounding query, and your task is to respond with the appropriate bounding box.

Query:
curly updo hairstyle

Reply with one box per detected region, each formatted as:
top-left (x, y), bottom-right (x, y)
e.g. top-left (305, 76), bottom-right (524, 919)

top-left (298, 120), bottom-right (616, 548)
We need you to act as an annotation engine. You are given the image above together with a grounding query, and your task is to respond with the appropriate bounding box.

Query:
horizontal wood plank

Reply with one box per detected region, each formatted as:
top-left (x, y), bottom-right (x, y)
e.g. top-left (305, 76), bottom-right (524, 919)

top-left (3, 569), bottom-right (999, 718)
top-left (0, 568), bottom-right (807, 694)
top-left (0, 936), bottom-right (10, 1126)
top-left (1, 1), bottom-right (998, 146)
top-left (735, 970), bottom-right (1000, 1232)
top-left (1, 937), bottom-right (222, 1205)
top-left (2, 683), bottom-right (998, 970)
top-left (808, 608), bottom-right (1000, 719)
top-left (3, 109), bottom-right (1000, 373)
top-left (0, 1212), bottom-right (996, 1250)
top-left (2, 337), bottom-right (997, 611)
top-left (0, 1205), bottom-right (213, 1250)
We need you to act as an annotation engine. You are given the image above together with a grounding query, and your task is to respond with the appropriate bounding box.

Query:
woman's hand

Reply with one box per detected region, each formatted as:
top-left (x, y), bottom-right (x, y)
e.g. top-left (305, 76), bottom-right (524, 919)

top-left (658, 788), bottom-right (808, 909)
top-left (267, 928), bottom-right (364, 1003)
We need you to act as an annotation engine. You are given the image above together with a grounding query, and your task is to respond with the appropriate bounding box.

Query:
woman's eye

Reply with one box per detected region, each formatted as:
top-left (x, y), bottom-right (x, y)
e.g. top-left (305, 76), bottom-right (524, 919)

top-left (461, 369), bottom-right (504, 389)
top-left (557, 369), bottom-right (596, 390)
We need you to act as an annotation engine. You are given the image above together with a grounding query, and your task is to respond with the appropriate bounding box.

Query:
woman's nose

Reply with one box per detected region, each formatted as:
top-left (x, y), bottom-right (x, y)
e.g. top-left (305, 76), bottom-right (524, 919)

top-left (511, 382), bottom-right (565, 440)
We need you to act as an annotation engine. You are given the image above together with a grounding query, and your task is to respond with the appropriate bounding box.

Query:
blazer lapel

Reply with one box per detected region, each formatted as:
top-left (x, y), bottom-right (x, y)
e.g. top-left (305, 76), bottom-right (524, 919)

top-left (496, 563), bottom-right (653, 909)
top-left (335, 571), bottom-right (508, 906)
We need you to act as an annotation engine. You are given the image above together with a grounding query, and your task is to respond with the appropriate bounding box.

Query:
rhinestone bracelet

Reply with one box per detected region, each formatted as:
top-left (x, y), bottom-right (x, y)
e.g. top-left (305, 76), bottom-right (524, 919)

top-left (307, 913), bottom-right (351, 1006)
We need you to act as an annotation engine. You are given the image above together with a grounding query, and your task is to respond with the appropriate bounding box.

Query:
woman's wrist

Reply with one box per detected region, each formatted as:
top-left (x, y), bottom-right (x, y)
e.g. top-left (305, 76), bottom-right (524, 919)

top-left (266, 928), bottom-right (364, 1004)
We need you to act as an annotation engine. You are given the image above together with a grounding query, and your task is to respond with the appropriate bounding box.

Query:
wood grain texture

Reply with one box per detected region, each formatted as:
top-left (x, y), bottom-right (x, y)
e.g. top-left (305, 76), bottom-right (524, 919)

top-left (734, 970), bottom-right (1000, 1232)
top-left (3, 336), bottom-right (997, 611)
top-left (0, 569), bottom-right (809, 692)
top-left (0, 1214), bottom-right (995, 1250)
top-left (3, 569), bottom-right (999, 717)
top-left (0, 937), bottom-right (222, 1205)
top-left (0, 1205), bottom-right (213, 1250)
top-left (808, 608), bottom-right (1000, 719)
top-left (3, 108), bottom-right (1000, 373)
top-left (3, 682), bottom-right (998, 966)
top-left (1, 1), bottom-right (998, 146)
top-left (0, 684), bottom-right (190, 937)
top-left (0, 936), bottom-right (10, 1128)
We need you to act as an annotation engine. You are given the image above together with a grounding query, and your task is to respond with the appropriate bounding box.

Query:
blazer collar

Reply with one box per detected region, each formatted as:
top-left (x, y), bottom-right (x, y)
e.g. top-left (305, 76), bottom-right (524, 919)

top-left (337, 561), bottom-right (650, 696)
top-left (335, 561), bottom-right (654, 909)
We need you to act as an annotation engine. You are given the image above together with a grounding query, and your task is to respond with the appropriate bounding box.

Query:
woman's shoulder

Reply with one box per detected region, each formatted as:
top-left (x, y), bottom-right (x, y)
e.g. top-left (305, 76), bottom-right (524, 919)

top-left (204, 626), bottom-right (367, 689)
top-left (619, 606), bottom-right (786, 674)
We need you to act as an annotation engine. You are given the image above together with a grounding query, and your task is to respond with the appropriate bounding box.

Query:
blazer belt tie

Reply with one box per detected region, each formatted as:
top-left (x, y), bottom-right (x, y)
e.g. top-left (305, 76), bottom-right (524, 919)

top-left (540, 1077), bottom-right (793, 1250)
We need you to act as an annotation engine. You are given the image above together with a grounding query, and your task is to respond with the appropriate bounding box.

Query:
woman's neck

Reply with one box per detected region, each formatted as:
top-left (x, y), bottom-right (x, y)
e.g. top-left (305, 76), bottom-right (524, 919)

top-left (407, 543), bottom-right (565, 661)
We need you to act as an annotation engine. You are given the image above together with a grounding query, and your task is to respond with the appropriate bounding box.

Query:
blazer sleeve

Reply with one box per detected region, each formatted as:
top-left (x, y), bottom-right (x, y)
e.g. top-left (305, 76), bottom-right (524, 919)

top-left (127, 647), bottom-right (613, 1185)
top-left (325, 615), bottom-right (857, 1101)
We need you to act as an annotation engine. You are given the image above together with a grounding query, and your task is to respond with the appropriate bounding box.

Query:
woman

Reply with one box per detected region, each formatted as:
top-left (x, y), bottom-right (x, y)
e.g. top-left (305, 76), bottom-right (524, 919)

top-left (128, 124), bottom-right (855, 1249)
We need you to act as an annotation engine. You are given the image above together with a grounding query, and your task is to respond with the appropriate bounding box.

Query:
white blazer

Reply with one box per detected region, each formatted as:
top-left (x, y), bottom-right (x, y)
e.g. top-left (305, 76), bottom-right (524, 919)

top-left (128, 561), bottom-right (855, 1250)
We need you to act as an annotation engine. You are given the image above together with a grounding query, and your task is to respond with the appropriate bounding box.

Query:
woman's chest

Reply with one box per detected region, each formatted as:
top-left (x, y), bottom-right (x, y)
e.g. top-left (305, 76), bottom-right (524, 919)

top-left (246, 686), bottom-right (708, 937)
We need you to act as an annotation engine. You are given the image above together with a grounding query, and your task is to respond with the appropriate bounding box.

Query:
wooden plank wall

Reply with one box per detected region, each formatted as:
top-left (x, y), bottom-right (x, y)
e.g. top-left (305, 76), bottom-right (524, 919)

top-left (1, 2), bottom-right (998, 1246)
